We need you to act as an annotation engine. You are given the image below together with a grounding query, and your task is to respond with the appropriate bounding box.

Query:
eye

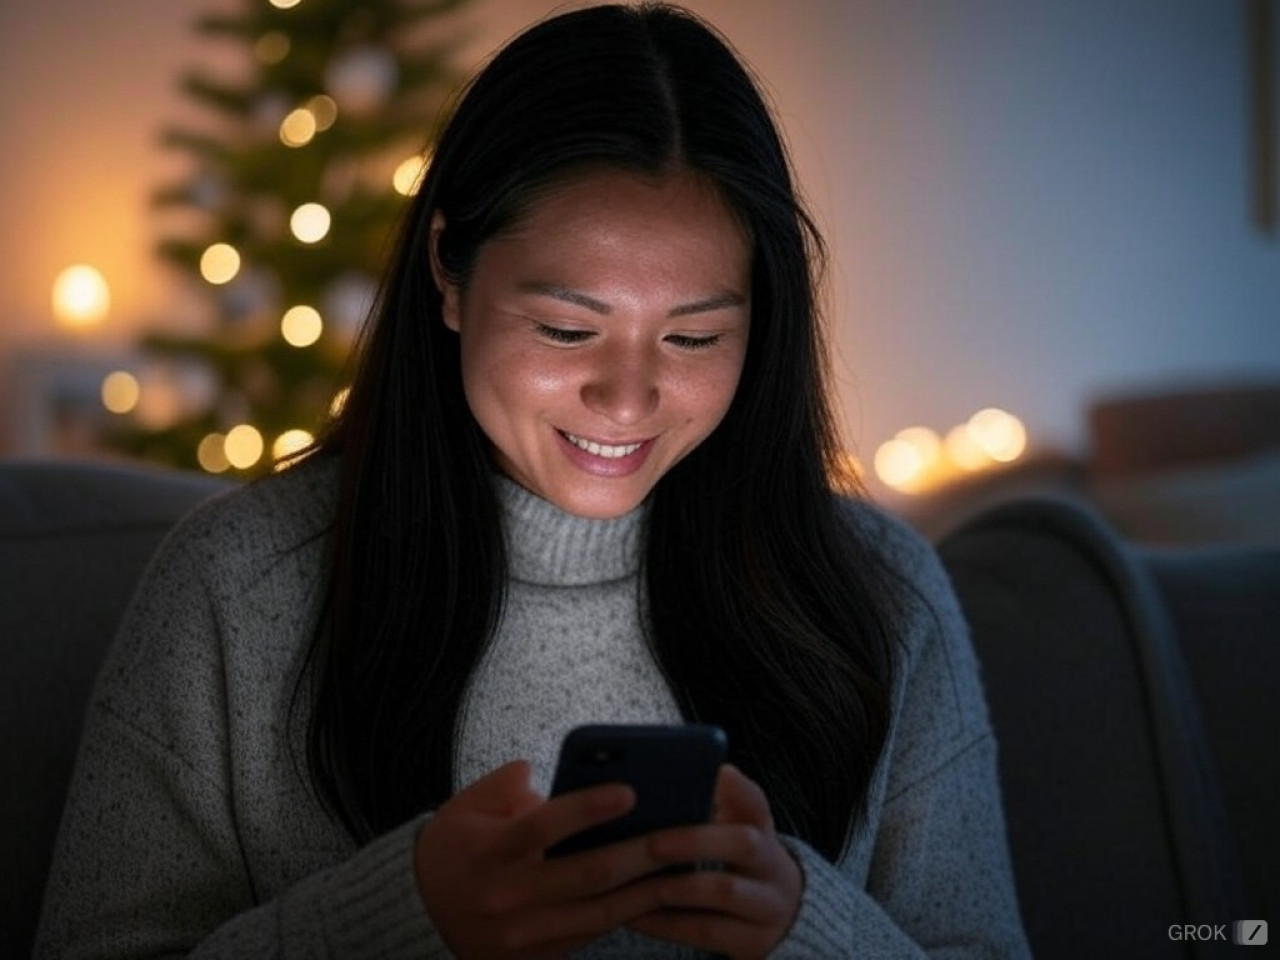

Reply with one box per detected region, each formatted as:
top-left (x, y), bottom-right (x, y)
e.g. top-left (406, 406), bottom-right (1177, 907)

top-left (665, 333), bottom-right (723, 351)
top-left (535, 323), bottom-right (593, 345)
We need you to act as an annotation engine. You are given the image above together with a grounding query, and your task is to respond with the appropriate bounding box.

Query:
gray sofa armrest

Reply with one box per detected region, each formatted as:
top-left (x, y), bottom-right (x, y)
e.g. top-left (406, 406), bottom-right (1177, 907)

top-left (0, 459), bottom-right (234, 960)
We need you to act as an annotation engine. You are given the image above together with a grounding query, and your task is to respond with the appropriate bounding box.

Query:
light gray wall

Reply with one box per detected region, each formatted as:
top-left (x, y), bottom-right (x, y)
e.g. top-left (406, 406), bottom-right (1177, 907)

top-left (2, 0), bottom-right (1276, 486)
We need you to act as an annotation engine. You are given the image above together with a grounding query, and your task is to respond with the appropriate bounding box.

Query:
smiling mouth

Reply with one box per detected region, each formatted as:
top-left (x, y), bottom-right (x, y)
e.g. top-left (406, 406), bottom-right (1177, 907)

top-left (561, 431), bottom-right (645, 459)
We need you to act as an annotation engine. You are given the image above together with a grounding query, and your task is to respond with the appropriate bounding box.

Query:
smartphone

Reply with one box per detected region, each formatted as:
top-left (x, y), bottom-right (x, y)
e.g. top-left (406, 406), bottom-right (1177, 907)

top-left (546, 723), bottom-right (728, 859)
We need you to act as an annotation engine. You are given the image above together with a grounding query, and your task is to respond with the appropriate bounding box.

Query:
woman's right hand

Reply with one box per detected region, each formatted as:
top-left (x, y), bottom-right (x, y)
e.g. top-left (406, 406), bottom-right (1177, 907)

top-left (414, 760), bottom-right (656, 959)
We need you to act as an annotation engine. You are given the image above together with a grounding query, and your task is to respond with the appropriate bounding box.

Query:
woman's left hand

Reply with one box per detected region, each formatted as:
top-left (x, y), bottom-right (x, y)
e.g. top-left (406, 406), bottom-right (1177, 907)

top-left (625, 764), bottom-right (803, 960)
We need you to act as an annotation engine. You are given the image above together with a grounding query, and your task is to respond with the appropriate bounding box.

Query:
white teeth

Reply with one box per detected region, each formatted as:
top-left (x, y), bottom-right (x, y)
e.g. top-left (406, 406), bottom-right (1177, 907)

top-left (564, 432), bottom-right (643, 459)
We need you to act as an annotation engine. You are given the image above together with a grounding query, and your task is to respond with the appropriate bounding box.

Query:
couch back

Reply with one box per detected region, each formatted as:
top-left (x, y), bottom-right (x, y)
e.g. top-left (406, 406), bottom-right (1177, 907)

top-left (0, 460), bottom-right (232, 959)
top-left (938, 497), bottom-right (1278, 959)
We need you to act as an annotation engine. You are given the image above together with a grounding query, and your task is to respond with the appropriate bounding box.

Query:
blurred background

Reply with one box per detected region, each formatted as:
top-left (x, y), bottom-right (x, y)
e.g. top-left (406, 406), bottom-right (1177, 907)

top-left (1, 0), bottom-right (1277, 538)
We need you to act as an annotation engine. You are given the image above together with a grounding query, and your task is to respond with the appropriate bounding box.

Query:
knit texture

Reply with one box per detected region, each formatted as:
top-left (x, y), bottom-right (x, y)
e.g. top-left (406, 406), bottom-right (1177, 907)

top-left (35, 455), bottom-right (1030, 958)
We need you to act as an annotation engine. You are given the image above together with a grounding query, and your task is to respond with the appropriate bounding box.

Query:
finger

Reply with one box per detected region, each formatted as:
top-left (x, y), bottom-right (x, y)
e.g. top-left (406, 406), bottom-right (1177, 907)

top-left (713, 764), bottom-right (773, 830)
top-left (647, 822), bottom-right (777, 876)
top-left (493, 782), bottom-right (636, 861)
top-left (483, 868), bottom-right (680, 950)
top-left (455, 759), bottom-right (543, 817)
top-left (644, 866), bottom-right (783, 920)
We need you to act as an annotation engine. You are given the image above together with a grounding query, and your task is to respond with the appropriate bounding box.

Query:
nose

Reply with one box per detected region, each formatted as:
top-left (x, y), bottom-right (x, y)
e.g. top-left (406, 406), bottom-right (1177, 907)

top-left (580, 342), bottom-right (660, 425)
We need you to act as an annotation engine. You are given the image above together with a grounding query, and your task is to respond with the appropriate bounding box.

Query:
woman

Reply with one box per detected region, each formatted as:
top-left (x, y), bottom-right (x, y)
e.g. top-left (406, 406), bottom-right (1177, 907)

top-left (37, 4), bottom-right (1030, 958)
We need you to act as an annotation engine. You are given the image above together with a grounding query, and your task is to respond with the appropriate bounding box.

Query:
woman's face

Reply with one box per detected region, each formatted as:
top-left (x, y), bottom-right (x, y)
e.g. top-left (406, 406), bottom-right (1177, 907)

top-left (434, 168), bottom-right (751, 519)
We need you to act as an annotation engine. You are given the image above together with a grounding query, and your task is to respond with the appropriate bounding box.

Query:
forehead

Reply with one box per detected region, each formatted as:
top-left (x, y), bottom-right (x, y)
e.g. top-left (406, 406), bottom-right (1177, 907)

top-left (478, 167), bottom-right (752, 287)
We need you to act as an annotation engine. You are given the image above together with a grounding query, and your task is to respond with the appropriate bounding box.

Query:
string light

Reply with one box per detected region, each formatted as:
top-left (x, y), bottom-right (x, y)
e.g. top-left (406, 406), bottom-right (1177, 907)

top-left (200, 243), bottom-right (241, 284)
top-left (279, 108), bottom-right (317, 147)
top-left (966, 407), bottom-right (1027, 463)
top-left (268, 0), bottom-right (303, 9)
top-left (307, 94), bottom-right (338, 131)
top-left (393, 154), bottom-right (428, 196)
top-left (101, 371), bottom-right (140, 414)
top-left (273, 428), bottom-right (315, 465)
top-left (224, 424), bottom-right (265, 469)
top-left (197, 433), bottom-right (230, 474)
top-left (51, 265), bottom-right (110, 328)
top-left (281, 305), bottom-right (323, 347)
top-left (290, 203), bottom-right (331, 243)
top-left (875, 411), bottom-right (1028, 493)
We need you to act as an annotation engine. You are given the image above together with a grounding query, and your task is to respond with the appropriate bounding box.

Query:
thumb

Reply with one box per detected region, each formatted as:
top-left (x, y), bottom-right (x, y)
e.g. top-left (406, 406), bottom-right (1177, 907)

top-left (713, 764), bottom-right (774, 830)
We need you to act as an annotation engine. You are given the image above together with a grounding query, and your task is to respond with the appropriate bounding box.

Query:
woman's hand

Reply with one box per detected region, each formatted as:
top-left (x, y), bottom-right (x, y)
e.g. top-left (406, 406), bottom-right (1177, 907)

top-left (414, 760), bottom-right (802, 960)
top-left (625, 764), bottom-right (804, 960)
top-left (414, 760), bottom-right (655, 959)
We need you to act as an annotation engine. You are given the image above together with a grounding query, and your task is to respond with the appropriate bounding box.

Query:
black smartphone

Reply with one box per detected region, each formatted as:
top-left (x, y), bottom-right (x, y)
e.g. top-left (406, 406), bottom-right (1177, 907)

top-left (546, 723), bottom-right (728, 859)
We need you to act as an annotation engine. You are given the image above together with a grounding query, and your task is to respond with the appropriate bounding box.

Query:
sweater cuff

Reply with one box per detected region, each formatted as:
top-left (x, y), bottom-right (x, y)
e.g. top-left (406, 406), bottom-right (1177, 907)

top-left (772, 836), bottom-right (924, 959)
top-left (285, 816), bottom-right (454, 959)
top-left (772, 836), bottom-right (855, 958)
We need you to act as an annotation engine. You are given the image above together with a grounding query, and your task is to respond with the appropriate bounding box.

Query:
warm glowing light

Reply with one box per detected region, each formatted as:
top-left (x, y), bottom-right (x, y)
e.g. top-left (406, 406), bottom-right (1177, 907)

top-left (281, 305), bottom-right (323, 347)
top-left (330, 386), bottom-right (351, 417)
top-left (100, 370), bottom-right (140, 414)
top-left (51, 265), bottom-right (110, 328)
top-left (393, 154), bottom-right (428, 195)
top-left (279, 108), bottom-right (317, 147)
top-left (967, 407), bottom-right (1028, 463)
top-left (224, 424), bottom-right (265, 469)
top-left (307, 94), bottom-right (338, 130)
top-left (197, 433), bottom-right (230, 474)
top-left (874, 437), bottom-right (927, 490)
top-left (200, 243), bottom-right (241, 284)
top-left (895, 426), bottom-right (942, 470)
top-left (290, 203), bottom-right (331, 243)
top-left (945, 423), bottom-right (990, 471)
top-left (269, 0), bottom-right (302, 9)
top-left (255, 31), bottom-right (291, 64)
top-left (273, 428), bottom-right (315, 465)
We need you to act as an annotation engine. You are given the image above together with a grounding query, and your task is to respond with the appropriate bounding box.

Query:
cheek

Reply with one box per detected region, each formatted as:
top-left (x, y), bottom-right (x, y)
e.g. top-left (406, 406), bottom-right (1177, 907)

top-left (674, 354), bottom-right (746, 425)
top-left (460, 338), bottom-right (570, 416)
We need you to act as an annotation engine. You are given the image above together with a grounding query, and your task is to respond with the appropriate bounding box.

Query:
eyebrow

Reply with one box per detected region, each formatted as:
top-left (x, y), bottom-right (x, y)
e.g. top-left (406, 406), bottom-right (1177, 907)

top-left (517, 282), bottom-right (746, 318)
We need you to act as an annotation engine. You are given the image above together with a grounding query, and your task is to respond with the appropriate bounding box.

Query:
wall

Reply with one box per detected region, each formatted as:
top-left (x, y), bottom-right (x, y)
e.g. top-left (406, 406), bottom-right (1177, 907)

top-left (1, 0), bottom-right (1276, 487)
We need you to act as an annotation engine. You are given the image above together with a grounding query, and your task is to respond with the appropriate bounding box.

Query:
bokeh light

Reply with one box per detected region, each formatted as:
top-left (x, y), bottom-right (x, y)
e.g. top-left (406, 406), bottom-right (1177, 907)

top-left (197, 433), bottom-right (230, 474)
top-left (945, 423), bottom-right (991, 472)
top-left (100, 370), bottom-right (140, 414)
top-left (281, 305), bottom-right (323, 347)
top-left (290, 203), bottom-right (331, 243)
top-left (51, 265), bottom-right (110, 328)
top-left (967, 407), bottom-right (1028, 463)
top-left (255, 32), bottom-right (291, 64)
top-left (224, 423), bottom-right (265, 469)
top-left (279, 107), bottom-right (317, 147)
top-left (273, 428), bottom-right (315, 465)
top-left (200, 243), bottom-right (241, 285)
top-left (307, 94), bottom-right (338, 130)
top-left (393, 154), bottom-right (428, 196)
top-left (874, 437), bottom-right (925, 490)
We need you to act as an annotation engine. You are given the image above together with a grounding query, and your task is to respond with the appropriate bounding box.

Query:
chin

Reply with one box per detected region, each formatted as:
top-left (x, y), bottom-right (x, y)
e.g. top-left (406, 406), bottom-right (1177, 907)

top-left (552, 487), bottom-right (648, 520)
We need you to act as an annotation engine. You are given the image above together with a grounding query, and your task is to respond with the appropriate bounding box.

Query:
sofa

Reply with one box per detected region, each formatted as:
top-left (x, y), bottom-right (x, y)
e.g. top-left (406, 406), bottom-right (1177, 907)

top-left (3, 458), bottom-right (1277, 958)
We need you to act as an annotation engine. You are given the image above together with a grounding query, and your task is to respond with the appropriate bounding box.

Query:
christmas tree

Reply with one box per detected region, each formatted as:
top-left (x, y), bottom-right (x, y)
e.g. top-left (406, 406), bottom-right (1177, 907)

top-left (108, 0), bottom-right (470, 475)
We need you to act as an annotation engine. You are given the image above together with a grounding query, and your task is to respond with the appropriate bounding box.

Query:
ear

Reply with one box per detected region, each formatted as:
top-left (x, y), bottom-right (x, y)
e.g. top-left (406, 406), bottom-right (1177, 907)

top-left (429, 211), bottom-right (462, 332)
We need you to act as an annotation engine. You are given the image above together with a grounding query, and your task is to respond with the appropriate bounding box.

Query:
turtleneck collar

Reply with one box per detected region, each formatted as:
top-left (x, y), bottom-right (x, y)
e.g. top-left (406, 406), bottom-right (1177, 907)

top-left (496, 474), bottom-right (645, 587)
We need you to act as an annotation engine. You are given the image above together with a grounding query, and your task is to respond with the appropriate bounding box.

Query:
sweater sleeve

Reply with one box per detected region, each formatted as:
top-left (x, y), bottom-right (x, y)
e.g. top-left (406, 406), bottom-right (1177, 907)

top-left (32, 490), bottom-right (454, 960)
top-left (767, 512), bottom-right (1031, 959)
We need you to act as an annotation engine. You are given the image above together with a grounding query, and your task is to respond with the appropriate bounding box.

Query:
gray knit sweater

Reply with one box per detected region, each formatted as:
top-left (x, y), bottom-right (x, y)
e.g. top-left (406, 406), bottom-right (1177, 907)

top-left (36, 456), bottom-right (1030, 958)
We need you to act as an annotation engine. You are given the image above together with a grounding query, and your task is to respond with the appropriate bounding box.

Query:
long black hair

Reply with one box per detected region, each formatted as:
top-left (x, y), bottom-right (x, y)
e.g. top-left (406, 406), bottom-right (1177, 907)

top-left (309, 2), bottom-right (903, 862)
